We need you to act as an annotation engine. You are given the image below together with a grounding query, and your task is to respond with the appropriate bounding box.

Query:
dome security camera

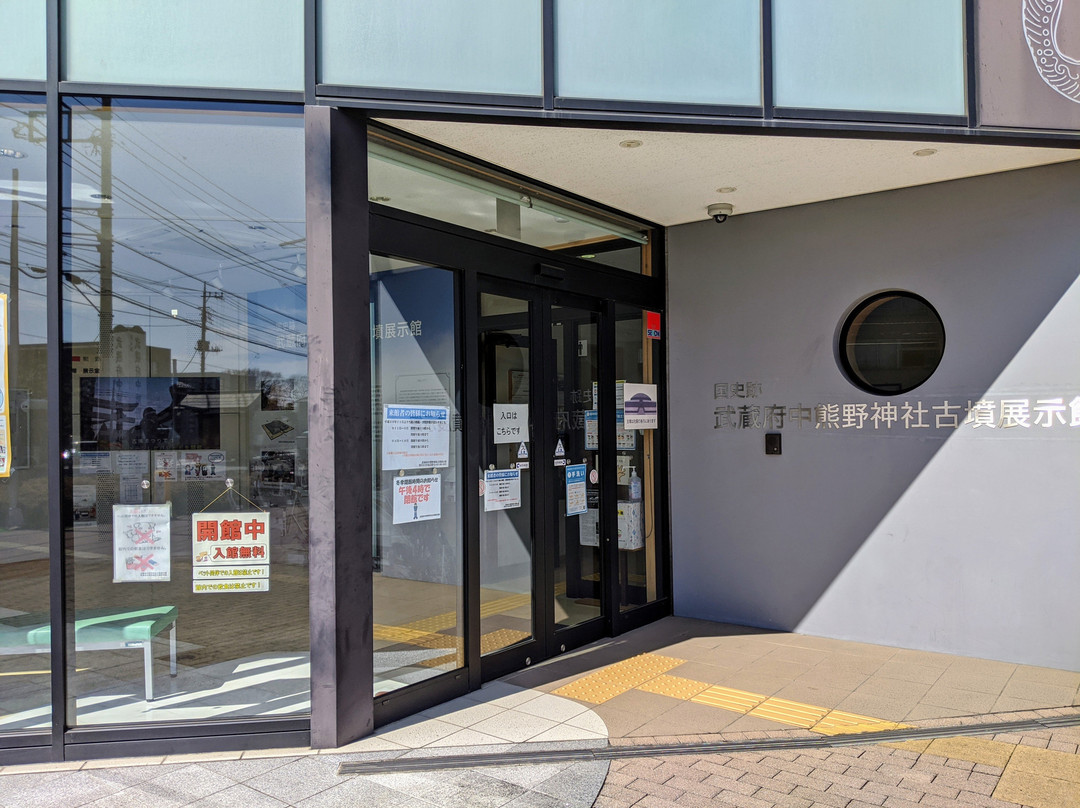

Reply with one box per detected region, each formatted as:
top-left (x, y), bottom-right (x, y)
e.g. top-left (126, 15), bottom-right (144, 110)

top-left (707, 202), bottom-right (734, 224)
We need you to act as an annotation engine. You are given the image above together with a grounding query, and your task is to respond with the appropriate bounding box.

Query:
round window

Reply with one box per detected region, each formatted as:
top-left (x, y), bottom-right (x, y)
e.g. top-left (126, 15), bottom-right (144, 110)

top-left (839, 292), bottom-right (945, 395)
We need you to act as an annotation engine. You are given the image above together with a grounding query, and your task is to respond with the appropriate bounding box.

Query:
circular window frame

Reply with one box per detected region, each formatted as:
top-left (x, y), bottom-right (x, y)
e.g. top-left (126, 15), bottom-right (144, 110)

top-left (838, 290), bottom-right (945, 396)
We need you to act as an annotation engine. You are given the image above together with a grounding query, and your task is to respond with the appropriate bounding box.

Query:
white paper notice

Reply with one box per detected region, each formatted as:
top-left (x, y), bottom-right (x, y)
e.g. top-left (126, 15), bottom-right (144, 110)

top-left (493, 404), bottom-right (528, 444)
top-left (382, 405), bottom-right (450, 469)
top-left (392, 473), bottom-right (442, 524)
top-left (113, 503), bottom-right (171, 583)
top-left (484, 469), bottom-right (521, 511)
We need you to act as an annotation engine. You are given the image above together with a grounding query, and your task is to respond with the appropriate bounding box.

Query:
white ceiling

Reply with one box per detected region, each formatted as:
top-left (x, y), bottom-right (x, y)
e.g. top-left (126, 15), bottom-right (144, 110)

top-left (381, 119), bottom-right (1080, 227)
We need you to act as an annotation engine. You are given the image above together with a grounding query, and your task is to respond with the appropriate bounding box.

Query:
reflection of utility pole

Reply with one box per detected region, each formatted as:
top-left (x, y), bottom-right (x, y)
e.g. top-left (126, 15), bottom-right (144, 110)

top-left (96, 103), bottom-right (114, 375)
top-left (198, 282), bottom-right (223, 373)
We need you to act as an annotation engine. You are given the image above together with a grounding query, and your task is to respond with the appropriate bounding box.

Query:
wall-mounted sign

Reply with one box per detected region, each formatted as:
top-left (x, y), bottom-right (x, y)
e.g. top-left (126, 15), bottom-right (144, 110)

top-left (192, 511), bottom-right (270, 593)
top-left (646, 311), bottom-right (661, 340)
top-left (493, 403), bottom-right (528, 444)
top-left (484, 469), bottom-right (521, 511)
top-left (382, 405), bottom-right (450, 469)
top-left (393, 473), bottom-right (441, 524)
top-left (565, 463), bottom-right (588, 516)
top-left (623, 383), bottom-right (659, 430)
top-left (113, 503), bottom-right (171, 583)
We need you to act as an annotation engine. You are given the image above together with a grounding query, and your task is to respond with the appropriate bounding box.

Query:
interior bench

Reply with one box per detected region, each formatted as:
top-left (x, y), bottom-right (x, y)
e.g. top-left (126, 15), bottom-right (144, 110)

top-left (0, 605), bottom-right (178, 701)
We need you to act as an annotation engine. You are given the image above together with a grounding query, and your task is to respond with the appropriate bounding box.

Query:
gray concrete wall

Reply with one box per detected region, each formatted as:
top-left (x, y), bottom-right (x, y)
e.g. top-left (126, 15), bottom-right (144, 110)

top-left (667, 161), bottom-right (1080, 671)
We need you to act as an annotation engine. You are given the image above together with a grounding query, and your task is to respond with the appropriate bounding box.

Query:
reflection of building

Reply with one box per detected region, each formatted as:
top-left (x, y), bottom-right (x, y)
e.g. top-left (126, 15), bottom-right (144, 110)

top-left (3, 2), bottom-right (1080, 766)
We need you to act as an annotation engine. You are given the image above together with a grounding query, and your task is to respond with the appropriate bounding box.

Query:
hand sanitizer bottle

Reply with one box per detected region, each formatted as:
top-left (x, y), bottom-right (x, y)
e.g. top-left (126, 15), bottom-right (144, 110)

top-left (629, 467), bottom-right (642, 501)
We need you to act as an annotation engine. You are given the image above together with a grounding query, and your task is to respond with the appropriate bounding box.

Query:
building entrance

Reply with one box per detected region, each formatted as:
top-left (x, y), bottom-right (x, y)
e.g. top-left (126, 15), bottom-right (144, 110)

top-left (478, 281), bottom-right (607, 681)
top-left (368, 183), bottom-right (667, 724)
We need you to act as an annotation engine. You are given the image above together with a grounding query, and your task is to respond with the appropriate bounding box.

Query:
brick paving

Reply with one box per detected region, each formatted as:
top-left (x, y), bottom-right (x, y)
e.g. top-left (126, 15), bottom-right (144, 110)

top-left (592, 724), bottom-right (1080, 808)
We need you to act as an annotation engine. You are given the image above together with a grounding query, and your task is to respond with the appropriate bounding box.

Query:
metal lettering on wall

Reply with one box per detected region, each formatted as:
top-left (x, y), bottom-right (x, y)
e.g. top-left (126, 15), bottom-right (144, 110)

top-left (712, 382), bottom-right (1080, 432)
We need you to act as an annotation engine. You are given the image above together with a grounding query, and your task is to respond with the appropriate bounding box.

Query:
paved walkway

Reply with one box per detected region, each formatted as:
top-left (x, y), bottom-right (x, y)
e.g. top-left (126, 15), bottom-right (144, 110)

top-left (2, 617), bottom-right (1078, 807)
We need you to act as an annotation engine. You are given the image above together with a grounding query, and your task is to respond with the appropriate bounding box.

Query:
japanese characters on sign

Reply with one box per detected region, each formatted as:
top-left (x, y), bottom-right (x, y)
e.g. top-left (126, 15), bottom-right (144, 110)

top-left (191, 511), bottom-right (270, 593)
top-left (381, 405), bottom-right (450, 469)
top-left (113, 503), bottom-right (171, 583)
top-left (484, 469), bottom-right (521, 512)
top-left (371, 319), bottom-right (422, 340)
top-left (712, 382), bottom-right (1080, 432)
top-left (493, 403), bottom-right (528, 444)
top-left (565, 463), bottom-right (588, 516)
top-left (392, 473), bottom-right (442, 524)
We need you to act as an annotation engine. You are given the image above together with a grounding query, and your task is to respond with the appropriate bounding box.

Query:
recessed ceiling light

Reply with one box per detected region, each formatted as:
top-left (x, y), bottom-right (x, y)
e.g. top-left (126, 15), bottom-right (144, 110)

top-left (619, 139), bottom-right (643, 149)
top-left (716, 186), bottom-right (737, 194)
top-left (581, 254), bottom-right (596, 259)
top-left (913, 148), bottom-right (938, 157)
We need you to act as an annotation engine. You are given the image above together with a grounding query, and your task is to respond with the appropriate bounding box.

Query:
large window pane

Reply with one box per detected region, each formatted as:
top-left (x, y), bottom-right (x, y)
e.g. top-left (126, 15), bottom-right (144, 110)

top-left (774, 0), bottom-right (966, 115)
top-left (320, 0), bottom-right (542, 96)
top-left (0, 94), bottom-right (50, 731)
top-left (63, 0), bottom-right (303, 91)
top-left (63, 100), bottom-right (308, 725)
top-left (370, 257), bottom-right (463, 695)
top-left (0, 1), bottom-right (46, 81)
top-left (556, 0), bottom-right (762, 106)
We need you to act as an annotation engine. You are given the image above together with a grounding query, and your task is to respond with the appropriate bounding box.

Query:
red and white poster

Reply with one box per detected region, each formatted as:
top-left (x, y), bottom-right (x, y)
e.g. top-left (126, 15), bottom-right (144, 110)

top-left (191, 511), bottom-right (270, 593)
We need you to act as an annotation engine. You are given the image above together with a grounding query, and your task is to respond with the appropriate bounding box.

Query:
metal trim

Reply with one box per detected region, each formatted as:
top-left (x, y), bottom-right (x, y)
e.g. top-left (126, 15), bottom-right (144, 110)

top-left (57, 83), bottom-right (304, 103)
top-left (64, 730), bottom-right (311, 761)
top-left (46, 0), bottom-right (68, 763)
top-left (965, 0), bottom-right (979, 128)
top-left (761, 0), bottom-right (775, 117)
top-left (542, 0), bottom-right (556, 110)
top-left (0, 80), bottom-right (47, 93)
top-left (317, 84), bottom-right (543, 108)
top-left (773, 107), bottom-right (969, 127)
top-left (555, 97), bottom-right (763, 118)
top-left (304, 0), bottom-right (317, 104)
top-left (63, 717), bottom-right (309, 744)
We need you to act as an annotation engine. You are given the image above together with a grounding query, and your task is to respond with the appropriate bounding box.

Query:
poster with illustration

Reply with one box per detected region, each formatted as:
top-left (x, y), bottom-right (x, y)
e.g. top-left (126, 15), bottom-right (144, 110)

top-left (112, 503), bottom-right (171, 582)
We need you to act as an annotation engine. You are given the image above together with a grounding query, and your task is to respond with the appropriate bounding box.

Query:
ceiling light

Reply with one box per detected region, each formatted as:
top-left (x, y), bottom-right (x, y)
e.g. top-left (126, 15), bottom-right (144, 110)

top-left (580, 254), bottom-right (596, 259)
top-left (716, 186), bottom-right (737, 194)
top-left (913, 148), bottom-right (938, 157)
top-left (619, 140), bottom-right (642, 149)
top-left (0, 148), bottom-right (27, 159)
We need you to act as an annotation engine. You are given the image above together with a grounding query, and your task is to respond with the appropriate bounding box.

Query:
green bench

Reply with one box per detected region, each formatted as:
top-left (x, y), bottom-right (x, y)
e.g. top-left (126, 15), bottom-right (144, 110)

top-left (0, 606), bottom-right (177, 701)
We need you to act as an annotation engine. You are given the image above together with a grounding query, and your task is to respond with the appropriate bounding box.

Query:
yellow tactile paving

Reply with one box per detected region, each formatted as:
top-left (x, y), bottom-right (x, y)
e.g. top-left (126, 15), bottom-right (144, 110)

top-left (553, 653), bottom-right (686, 704)
top-left (480, 629), bottom-right (530, 655)
top-left (922, 736), bottom-right (1016, 768)
top-left (813, 709), bottom-right (911, 735)
top-left (637, 674), bottom-right (713, 701)
top-left (748, 697), bottom-right (830, 729)
top-left (690, 685), bottom-right (768, 714)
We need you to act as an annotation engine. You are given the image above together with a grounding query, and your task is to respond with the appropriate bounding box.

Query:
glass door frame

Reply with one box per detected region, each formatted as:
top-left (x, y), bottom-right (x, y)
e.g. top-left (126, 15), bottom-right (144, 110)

top-left (476, 277), bottom-right (611, 682)
top-left (369, 204), bottom-right (669, 717)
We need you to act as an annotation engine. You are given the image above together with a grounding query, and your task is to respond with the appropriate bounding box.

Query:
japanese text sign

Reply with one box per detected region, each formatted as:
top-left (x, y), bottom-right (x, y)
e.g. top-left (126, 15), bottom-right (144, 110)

top-left (191, 511), bottom-right (270, 593)
top-left (382, 405), bottom-right (450, 469)
top-left (113, 503), bottom-right (171, 583)
top-left (393, 474), bottom-right (442, 524)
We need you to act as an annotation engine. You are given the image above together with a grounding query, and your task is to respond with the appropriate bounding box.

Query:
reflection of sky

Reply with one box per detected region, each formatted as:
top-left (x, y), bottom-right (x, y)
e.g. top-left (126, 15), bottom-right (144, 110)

top-left (61, 101), bottom-right (305, 375)
top-left (0, 96), bottom-right (49, 347)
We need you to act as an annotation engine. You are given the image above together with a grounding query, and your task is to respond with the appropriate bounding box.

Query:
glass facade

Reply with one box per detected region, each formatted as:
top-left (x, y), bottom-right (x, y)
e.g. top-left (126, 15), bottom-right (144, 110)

top-left (773, 0), bottom-right (966, 115)
top-left (62, 0), bottom-right (304, 91)
top-left (555, 0), bottom-right (762, 107)
top-left (370, 257), bottom-right (463, 695)
top-left (0, 94), bottom-right (50, 731)
top-left (320, 0), bottom-right (542, 96)
top-left (0, 1), bottom-right (47, 82)
top-left (62, 100), bottom-right (308, 725)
